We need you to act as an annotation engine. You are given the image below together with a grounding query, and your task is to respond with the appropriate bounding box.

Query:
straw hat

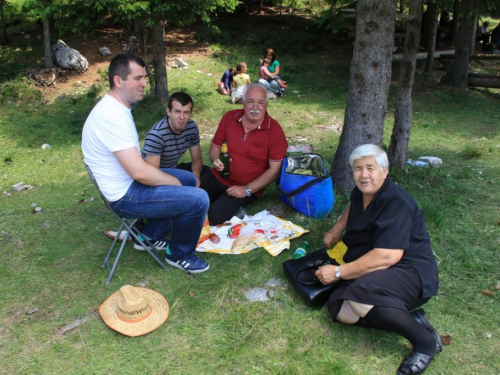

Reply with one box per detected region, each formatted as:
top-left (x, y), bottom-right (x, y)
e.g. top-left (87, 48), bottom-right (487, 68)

top-left (99, 285), bottom-right (169, 337)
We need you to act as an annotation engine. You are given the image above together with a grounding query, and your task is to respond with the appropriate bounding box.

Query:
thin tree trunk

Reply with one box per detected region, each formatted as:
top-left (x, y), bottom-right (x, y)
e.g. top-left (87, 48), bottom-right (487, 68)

top-left (450, 0), bottom-right (474, 89)
top-left (152, 20), bottom-right (168, 105)
top-left (389, 0), bottom-right (423, 169)
top-left (332, 0), bottom-right (396, 192)
top-left (400, 0), bottom-right (404, 14)
top-left (43, 18), bottom-right (53, 68)
top-left (142, 25), bottom-right (155, 99)
top-left (452, 0), bottom-right (459, 46)
top-left (424, 0), bottom-right (439, 72)
top-left (470, 13), bottom-right (478, 54)
top-left (0, 1), bottom-right (9, 44)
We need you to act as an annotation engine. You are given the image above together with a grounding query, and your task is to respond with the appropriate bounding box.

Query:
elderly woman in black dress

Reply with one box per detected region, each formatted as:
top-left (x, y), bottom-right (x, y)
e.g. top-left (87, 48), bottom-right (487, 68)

top-left (315, 144), bottom-right (442, 375)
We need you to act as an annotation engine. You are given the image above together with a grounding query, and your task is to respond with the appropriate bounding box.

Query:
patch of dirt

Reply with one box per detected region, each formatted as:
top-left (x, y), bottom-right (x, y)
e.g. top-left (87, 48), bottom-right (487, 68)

top-left (38, 26), bottom-right (212, 99)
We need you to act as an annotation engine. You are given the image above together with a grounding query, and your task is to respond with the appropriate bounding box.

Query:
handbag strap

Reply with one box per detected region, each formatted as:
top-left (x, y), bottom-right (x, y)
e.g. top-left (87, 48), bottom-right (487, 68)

top-left (276, 175), bottom-right (326, 197)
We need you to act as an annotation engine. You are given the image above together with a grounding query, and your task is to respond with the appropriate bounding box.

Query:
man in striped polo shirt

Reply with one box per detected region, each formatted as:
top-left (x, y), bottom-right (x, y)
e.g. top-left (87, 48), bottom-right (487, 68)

top-left (142, 92), bottom-right (210, 187)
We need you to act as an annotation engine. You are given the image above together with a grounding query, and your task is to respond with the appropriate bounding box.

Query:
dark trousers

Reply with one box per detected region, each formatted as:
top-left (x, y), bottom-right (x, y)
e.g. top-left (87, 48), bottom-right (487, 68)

top-left (200, 171), bottom-right (257, 225)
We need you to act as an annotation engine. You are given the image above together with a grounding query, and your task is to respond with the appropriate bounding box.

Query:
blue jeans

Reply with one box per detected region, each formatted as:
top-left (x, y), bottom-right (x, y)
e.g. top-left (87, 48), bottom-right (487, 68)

top-left (110, 168), bottom-right (209, 260)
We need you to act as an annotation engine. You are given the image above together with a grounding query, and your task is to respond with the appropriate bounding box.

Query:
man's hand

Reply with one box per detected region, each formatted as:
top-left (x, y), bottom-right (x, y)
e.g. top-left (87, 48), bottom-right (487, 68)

top-left (193, 173), bottom-right (201, 187)
top-left (226, 185), bottom-right (246, 198)
top-left (213, 157), bottom-right (225, 172)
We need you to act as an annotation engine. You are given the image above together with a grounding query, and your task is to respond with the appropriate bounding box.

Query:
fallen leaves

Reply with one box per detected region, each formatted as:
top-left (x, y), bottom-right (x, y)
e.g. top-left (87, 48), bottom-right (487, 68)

top-left (480, 289), bottom-right (495, 296)
top-left (440, 334), bottom-right (452, 345)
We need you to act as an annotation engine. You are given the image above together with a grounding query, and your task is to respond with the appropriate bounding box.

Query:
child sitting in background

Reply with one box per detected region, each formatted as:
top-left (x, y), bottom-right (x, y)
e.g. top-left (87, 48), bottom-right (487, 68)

top-left (217, 67), bottom-right (236, 95)
top-left (231, 62), bottom-right (251, 104)
top-left (260, 58), bottom-right (287, 89)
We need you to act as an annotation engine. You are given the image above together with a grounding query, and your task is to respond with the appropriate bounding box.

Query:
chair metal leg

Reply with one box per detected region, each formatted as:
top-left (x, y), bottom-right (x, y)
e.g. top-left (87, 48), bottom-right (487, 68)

top-left (86, 163), bottom-right (169, 285)
top-left (102, 218), bottom-right (169, 285)
top-left (104, 234), bottom-right (128, 285)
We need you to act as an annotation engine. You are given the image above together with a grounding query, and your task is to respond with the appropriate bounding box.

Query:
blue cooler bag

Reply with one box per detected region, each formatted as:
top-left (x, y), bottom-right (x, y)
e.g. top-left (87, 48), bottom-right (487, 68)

top-left (276, 154), bottom-right (334, 219)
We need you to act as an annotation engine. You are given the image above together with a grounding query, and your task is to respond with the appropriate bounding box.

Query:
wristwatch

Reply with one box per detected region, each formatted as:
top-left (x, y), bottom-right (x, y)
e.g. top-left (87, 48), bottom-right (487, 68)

top-left (245, 185), bottom-right (252, 197)
top-left (335, 266), bottom-right (341, 280)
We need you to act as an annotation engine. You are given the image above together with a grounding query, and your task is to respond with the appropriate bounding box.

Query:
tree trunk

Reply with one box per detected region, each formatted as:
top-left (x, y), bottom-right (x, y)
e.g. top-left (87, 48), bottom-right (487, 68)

top-left (43, 18), bottom-right (53, 68)
top-left (450, 0), bottom-right (474, 89)
top-left (469, 13), bottom-right (478, 54)
top-left (452, 0), bottom-right (459, 46)
top-left (0, 1), bottom-right (9, 44)
top-left (399, 0), bottom-right (404, 14)
top-left (389, 0), bottom-right (423, 169)
top-left (141, 24), bottom-right (155, 99)
top-left (424, 0), bottom-right (439, 72)
top-left (152, 20), bottom-right (168, 105)
top-left (331, 0), bottom-right (396, 192)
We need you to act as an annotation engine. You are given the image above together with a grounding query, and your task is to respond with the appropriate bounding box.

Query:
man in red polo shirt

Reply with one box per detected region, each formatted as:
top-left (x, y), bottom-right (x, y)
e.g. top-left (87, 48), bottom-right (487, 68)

top-left (200, 83), bottom-right (288, 224)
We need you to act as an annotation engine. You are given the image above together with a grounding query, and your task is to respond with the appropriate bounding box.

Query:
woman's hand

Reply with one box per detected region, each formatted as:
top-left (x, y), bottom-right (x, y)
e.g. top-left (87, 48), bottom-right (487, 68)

top-left (324, 226), bottom-right (342, 248)
top-left (315, 265), bottom-right (338, 285)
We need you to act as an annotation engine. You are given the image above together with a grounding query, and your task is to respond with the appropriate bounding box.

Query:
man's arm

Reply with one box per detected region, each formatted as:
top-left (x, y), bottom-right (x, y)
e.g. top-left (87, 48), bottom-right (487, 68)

top-left (226, 160), bottom-right (282, 198)
top-left (188, 144), bottom-right (203, 187)
top-left (115, 147), bottom-right (181, 186)
top-left (145, 154), bottom-right (161, 168)
top-left (209, 143), bottom-right (225, 172)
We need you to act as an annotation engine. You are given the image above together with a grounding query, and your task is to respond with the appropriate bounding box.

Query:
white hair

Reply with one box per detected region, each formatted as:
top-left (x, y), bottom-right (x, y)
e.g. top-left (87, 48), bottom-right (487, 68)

top-left (349, 144), bottom-right (389, 170)
top-left (242, 83), bottom-right (268, 102)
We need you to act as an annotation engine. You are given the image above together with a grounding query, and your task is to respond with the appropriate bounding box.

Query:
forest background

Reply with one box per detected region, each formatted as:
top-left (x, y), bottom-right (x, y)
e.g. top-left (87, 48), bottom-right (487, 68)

top-left (1, 0), bottom-right (500, 374)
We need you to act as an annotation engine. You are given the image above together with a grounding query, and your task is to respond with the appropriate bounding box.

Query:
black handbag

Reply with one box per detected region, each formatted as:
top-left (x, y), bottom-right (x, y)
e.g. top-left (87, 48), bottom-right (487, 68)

top-left (282, 247), bottom-right (339, 309)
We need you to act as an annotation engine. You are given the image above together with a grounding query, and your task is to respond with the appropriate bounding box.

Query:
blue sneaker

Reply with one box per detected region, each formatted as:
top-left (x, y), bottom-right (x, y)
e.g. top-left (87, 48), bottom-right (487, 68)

top-left (134, 237), bottom-right (168, 251)
top-left (165, 252), bottom-right (209, 274)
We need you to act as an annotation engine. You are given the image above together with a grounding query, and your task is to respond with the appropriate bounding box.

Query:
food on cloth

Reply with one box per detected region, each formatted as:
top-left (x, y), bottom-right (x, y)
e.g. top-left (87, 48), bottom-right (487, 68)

top-left (209, 233), bottom-right (220, 244)
top-left (231, 234), bottom-right (261, 253)
top-left (228, 223), bottom-right (245, 239)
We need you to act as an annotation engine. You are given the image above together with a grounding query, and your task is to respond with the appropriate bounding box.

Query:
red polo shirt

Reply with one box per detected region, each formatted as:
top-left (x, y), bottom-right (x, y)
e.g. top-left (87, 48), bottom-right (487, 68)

top-left (211, 109), bottom-right (288, 197)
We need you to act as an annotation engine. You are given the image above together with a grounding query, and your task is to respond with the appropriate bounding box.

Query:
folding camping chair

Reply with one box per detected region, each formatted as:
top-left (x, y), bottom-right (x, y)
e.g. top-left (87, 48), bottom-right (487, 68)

top-left (85, 164), bottom-right (168, 284)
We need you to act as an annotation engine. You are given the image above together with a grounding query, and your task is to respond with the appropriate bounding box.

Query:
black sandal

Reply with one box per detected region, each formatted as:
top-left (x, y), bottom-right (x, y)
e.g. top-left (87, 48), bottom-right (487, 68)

top-left (396, 350), bottom-right (435, 375)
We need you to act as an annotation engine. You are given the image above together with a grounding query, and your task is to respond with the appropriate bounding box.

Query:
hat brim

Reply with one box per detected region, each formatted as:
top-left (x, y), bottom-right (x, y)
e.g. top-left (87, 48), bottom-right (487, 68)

top-left (99, 287), bottom-right (169, 337)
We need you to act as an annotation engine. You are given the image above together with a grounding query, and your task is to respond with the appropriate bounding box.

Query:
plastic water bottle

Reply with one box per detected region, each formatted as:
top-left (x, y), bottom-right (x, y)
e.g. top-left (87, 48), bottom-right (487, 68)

top-left (292, 241), bottom-right (309, 259)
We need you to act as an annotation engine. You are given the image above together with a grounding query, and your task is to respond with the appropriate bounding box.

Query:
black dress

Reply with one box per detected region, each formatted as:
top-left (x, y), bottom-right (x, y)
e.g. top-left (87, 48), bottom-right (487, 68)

top-left (326, 175), bottom-right (439, 320)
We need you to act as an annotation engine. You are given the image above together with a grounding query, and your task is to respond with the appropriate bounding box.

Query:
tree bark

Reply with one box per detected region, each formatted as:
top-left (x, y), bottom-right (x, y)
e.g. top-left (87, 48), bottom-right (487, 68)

top-left (152, 20), bottom-right (168, 105)
top-left (450, 0), bottom-right (475, 89)
top-left (469, 13), bottom-right (478, 54)
top-left (424, 0), bottom-right (439, 72)
top-left (452, 0), bottom-right (460, 46)
top-left (43, 18), bottom-right (53, 68)
top-left (389, 0), bottom-right (423, 169)
top-left (0, 1), bottom-right (9, 44)
top-left (141, 23), bottom-right (155, 99)
top-left (331, 0), bottom-right (396, 192)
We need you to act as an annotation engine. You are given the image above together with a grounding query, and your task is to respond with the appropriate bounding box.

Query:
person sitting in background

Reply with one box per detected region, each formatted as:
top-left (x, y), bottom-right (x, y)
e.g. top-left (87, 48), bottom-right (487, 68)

top-left (315, 144), bottom-right (442, 375)
top-left (260, 58), bottom-right (287, 89)
top-left (258, 48), bottom-right (286, 97)
top-left (491, 23), bottom-right (500, 51)
top-left (231, 62), bottom-right (251, 104)
top-left (477, 21), bottom-right (491, 51)
top-left (217, 67), bottom-right (236, 95)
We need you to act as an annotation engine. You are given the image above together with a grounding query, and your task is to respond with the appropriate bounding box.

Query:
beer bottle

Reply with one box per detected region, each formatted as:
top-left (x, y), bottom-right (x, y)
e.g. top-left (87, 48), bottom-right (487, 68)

top-left (220, 141), bottom-right (230, 178)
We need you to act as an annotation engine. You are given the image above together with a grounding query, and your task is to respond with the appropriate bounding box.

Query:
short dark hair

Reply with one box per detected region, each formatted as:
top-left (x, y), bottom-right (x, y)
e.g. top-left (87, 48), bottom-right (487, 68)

top-left (168, 92), bottom-right (194, 111)
top-left (108, 54), bottom-right (145, 89)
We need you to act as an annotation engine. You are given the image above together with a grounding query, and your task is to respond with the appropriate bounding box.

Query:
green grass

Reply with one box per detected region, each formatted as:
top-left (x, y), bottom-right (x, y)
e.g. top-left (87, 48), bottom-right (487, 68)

top-left (1, 13), bottom-right (500, 375)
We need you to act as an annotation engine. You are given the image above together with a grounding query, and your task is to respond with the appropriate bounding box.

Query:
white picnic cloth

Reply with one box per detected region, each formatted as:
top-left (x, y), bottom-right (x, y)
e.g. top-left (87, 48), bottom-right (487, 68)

top-left (196, 210), bottom-right (308, 256)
